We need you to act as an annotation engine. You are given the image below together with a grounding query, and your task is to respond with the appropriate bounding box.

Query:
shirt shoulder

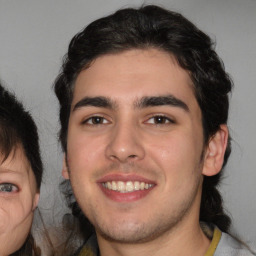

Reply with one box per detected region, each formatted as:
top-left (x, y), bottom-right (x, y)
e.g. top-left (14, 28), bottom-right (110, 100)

top-left (78, 234), bottom-right (98, 256)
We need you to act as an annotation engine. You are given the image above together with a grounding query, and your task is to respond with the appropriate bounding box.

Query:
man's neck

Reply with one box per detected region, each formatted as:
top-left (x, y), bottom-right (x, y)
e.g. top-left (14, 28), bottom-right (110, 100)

top-left (97, 221), bottom-right (210, 256)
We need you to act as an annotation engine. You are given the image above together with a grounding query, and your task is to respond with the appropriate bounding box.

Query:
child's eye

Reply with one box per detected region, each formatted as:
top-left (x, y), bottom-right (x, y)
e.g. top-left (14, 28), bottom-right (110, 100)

top-left (0, 183), bottom-right (19, 193)
top-left (146, 115), bottom-right (174, 125)
top-left (82, 116), bottom-right (109, 125)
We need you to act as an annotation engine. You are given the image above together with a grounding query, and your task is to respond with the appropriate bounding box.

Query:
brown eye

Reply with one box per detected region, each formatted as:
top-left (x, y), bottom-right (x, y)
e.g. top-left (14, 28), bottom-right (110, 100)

top-left (154, 116), bottom-right (168, 124)
top-left (91, 117), bottom-right (104, 124)
top-left (82, 116), bottom-right (109, 125)
top-left (146, 115), bottom-right (174, 125)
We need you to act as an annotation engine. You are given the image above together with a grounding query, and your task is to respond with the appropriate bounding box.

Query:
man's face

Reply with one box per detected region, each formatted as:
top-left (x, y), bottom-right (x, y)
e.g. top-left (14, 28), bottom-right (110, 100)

top-left (65, 49), bottom-right (207, 243)
top-left (0, 146), bottom-right (39, 255)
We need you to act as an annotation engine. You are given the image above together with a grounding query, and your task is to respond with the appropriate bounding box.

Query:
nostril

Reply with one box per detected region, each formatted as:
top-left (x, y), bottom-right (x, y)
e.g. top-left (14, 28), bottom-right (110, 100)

top-left (129, 155), bottom-right (137, 158)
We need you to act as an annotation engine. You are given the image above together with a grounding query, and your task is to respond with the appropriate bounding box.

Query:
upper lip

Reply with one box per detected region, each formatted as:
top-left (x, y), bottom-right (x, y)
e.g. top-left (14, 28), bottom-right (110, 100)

top-left (96, 173), bottom-right (156, 184)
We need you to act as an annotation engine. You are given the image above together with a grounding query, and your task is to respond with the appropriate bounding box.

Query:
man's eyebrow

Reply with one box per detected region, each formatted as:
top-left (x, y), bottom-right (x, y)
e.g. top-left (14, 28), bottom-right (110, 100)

top-left (135, 95), bottom-right (189, 112)
top-left (72, 96), bottom-right (115, 111)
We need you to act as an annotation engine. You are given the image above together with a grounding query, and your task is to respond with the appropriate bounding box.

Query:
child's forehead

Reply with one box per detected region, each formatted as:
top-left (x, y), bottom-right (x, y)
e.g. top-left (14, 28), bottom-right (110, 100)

top-left (0, 146), bottom-right (30, 175)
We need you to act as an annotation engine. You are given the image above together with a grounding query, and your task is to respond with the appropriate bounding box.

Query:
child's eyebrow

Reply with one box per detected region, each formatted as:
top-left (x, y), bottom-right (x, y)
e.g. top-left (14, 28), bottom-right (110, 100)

top-left (0, 169), bottom-right (24, 176)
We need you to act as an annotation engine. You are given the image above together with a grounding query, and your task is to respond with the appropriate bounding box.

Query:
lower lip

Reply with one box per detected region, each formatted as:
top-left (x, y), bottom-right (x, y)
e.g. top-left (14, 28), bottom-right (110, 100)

top-left (98, 184), bottom-right (154, 202)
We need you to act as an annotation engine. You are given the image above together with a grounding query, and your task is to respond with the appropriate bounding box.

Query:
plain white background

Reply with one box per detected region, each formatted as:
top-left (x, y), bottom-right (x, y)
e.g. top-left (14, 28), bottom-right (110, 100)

top-left (0, 0), bottom-right (255, 247)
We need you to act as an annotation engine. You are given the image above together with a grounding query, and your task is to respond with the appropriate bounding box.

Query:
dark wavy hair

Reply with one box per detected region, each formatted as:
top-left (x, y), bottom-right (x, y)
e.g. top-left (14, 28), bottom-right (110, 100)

top-left (54, 4), bottom-right (232, 240)
top-left (0, 83), bottom-right (43, 255)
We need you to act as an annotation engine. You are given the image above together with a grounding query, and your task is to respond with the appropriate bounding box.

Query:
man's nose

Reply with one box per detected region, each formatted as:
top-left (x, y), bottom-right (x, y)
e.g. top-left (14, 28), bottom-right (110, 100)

top-left (105, 122), bottom-right (145, 163)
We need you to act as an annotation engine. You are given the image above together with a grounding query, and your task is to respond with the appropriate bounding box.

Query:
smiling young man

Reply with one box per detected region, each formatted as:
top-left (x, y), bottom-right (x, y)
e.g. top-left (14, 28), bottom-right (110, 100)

top-left (54, 5), bottom-right (254, 256)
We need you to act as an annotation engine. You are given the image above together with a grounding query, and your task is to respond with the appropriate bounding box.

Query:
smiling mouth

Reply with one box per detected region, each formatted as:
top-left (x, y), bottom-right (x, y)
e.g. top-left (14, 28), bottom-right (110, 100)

top-left (102, 181), bottom-right (154, 193)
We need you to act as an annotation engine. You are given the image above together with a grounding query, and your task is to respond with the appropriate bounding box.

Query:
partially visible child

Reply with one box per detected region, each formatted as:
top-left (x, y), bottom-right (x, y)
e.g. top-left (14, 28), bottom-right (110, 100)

top-left (0, 83), bottom-right (43, 255)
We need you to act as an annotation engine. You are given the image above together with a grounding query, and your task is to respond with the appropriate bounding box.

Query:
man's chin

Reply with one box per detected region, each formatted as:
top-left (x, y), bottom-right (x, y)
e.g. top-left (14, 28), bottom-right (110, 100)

top-left (95, 221), bottom-right (170, 244)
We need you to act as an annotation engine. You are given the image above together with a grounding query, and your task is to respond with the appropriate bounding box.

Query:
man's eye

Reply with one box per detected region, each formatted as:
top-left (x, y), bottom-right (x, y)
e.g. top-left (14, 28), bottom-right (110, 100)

top-left (83, 116), bottom-right (109, 125)
top-left (0, 183), bottom-right (19, 193)
top-left (146, 115), bottom-right (174, 125)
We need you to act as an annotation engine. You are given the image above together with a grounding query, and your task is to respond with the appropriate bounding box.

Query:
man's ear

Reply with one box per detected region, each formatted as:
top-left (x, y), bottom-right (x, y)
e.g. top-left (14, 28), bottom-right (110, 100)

top-left (62, 154), bottom-right (70, 180)
top-left (202, 125), bottom-right (229, 177)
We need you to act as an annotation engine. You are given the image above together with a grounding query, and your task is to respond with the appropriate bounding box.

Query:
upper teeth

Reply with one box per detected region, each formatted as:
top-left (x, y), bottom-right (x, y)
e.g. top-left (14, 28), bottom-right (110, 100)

top-left (102, 181), bottom-right (154, 193)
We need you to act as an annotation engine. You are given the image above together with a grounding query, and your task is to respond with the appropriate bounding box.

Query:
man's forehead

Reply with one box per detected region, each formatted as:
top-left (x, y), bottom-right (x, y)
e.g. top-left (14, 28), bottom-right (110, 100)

top-left (73, 49), bottom-right (192, 83)
top-left (72, 49), bottom-right (196, 108)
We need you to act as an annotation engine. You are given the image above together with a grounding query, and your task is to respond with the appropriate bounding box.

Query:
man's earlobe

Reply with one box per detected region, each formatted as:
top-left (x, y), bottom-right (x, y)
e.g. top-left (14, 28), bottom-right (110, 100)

top-left (62, 154), bottom-right (70, 180)
top-left (202, 125), bottom-right (228, 177)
